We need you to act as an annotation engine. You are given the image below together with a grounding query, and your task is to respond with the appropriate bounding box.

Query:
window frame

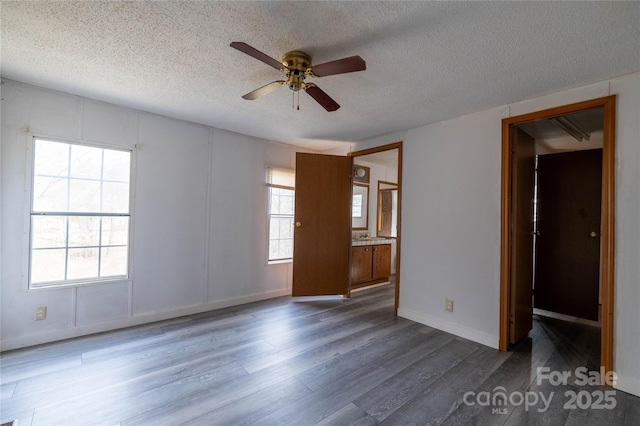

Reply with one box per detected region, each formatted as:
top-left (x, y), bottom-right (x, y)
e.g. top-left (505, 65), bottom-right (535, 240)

top-left (24, 134), bottom-right (135, 289)
top-left (266, 168), bottom-right (295, 264)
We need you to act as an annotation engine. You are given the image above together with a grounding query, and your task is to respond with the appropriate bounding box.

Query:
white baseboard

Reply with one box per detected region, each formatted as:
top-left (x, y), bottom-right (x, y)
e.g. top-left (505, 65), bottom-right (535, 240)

top-left (0, 288), bottom-right (291, 351)
top-left (398, 307), bottom-right (499, 349)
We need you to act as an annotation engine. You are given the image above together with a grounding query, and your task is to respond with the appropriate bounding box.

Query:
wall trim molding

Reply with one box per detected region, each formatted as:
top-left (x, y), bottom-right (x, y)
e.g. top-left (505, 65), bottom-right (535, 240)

top-left (398, 307), bottom-right (499, 349)
top-left (0, 288), bottom-right (291, 351)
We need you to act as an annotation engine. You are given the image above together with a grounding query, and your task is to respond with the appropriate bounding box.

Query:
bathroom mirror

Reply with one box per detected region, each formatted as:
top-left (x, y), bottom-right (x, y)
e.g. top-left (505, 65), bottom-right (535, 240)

top-left (352, 183), bottom-right (369, 230)
top-left (377, 181), bottom-right (398, 237)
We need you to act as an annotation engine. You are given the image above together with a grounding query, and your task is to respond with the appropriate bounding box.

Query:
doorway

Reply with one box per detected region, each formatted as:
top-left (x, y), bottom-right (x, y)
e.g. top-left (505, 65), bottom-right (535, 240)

top-left (350, 142), bottom-right (403, 315)
top-left (499, 96), bottom-right (616, 376)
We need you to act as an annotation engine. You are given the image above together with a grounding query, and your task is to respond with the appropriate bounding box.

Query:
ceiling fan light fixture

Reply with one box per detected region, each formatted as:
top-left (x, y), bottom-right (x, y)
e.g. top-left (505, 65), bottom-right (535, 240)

top-left (286, 70), bottom-right (305, 92)
top-left (230, 42), bottom-right (366, 112)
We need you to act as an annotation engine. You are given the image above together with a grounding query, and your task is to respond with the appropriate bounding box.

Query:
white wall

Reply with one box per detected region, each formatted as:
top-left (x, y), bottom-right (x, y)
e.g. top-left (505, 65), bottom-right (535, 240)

top-left (340, 73), bottom-right (640, 397)
top-left (0, 80), bottom-right (308, 349)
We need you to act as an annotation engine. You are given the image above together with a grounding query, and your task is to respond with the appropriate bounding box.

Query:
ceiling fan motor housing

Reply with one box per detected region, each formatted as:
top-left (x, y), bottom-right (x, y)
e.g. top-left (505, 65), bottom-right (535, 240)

top-left (282, 51), bottom-right (312, 91)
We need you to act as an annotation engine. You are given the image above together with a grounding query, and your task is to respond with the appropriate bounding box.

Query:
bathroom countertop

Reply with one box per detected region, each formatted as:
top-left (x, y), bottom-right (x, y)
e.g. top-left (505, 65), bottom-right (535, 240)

top-left (351, 238), bottom-right (393, 246)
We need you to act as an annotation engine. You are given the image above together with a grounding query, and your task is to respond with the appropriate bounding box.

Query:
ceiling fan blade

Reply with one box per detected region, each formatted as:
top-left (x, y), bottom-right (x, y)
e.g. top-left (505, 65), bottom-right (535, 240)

top-left (230, 42), bottom-right (284, 70)
top-left (311, 55), bottom-right (366, 77)
top-left (242, 81), bottom-right (285, 100)
top-left (304, 84), bottom-right (340, 111)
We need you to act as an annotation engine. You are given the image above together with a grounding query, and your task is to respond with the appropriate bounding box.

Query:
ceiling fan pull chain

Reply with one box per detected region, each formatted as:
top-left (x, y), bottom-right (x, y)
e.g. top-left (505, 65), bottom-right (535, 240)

top-left (297, 89), bottom-right (300, 111)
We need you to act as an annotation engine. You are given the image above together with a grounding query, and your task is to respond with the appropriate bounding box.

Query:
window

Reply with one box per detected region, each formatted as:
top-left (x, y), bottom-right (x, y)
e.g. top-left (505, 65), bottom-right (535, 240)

top-left (352, 194), bottom-right (363, 217)
top-left (267, 169), bottom-right (295, 262)
top-left (29, 137), bottom-right (132, 287)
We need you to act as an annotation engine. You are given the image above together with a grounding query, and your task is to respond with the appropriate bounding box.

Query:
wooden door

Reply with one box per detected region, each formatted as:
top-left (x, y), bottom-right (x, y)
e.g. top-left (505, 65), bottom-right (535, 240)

top-left (351, 246), bottom-right (373, 283)
top-left (292, 153), bottom-right (352, 296)
top-left (534, 149), bottom-right (602, 320)
top-left (372, 244), bottom-right (392, 279)
top-left (510, 127), bottom-right (536, 344)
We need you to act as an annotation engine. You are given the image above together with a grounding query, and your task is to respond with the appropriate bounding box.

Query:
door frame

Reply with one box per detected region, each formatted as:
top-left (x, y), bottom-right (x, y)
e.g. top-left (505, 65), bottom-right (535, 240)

top-left (349, 141), bottom-right (403, 315)
top-left (499, 96), bottom-right (616, 376)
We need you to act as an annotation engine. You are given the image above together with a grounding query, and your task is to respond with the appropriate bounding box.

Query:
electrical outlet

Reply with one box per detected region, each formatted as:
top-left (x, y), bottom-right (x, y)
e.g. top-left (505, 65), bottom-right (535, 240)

top-left (445, 299), bottom-right (454, 313)
top-left (34, 306), bottom-right (47, 321)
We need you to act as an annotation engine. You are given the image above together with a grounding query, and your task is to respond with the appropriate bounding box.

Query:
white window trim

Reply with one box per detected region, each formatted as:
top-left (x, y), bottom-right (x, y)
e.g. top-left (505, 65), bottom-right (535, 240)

top-left (23, 133), bottom-right (137, 290)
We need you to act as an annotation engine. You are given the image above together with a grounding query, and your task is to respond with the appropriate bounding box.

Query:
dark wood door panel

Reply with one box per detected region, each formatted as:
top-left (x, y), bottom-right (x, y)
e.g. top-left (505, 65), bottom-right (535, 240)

top-left (510, 126), bottom-right (536, 344)
top-left (534, 149), bottom-right (602, 321)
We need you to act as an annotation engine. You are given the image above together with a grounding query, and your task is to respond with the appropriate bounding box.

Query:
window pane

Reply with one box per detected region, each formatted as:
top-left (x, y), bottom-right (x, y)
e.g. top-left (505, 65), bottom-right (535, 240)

top-left (32, 216), bottom-right (67, 248)
top-left (100, 246), bottom-right (128, 277)
top-left (102, 181), bottom-right (129, 213)
top-left (31, 249), bottom-right (66, 283)
top-left (281, 194), bottom-right (294, 215)
top-left (102, 217), bottom-right (129, 246)
top-left (67, 247), bottom-right (99, 280)
top-left (103, 149), bottom-right (130, 182)
top-left (68, 216), bottom-right (100, 247)
top-left (70, 145), bottom-right (102, 179)
top-left (279, 217), bottom-right (293, 238)
top-left (34, 140), bottom-right (69, 177)
top-left (33, 176), bottom-right (68, 212)
top-left (269, 216), bottom-right (294, 260)
top-left (352, 194), bottom-right (363, 217)
top-left (270, 188), bottom-right (294, 215)
top-left (269, 240), bottom-right (280, 260)
top-left (278, 239), bottom-right (293, 259)
top-left (269, 217), bottom-right (279, 239)
top-left (69, 178), bottom-right (101, 212)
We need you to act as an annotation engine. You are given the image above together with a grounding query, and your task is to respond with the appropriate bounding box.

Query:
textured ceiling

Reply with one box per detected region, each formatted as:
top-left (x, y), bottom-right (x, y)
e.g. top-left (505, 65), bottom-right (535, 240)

top-left (1, 1), bottom-right (639, 151)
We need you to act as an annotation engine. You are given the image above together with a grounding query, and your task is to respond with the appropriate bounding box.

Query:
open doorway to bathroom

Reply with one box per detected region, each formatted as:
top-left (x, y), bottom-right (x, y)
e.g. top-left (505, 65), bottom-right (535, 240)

top-left (350, 142), bottom-right (403, 315)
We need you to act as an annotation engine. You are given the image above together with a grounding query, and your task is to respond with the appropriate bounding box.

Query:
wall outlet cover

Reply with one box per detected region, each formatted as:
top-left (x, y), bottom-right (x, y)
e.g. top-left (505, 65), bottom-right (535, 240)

top-left (445, 299), bottom-right (454, 312)
top-left (35, 306), bottom-right (47, 321)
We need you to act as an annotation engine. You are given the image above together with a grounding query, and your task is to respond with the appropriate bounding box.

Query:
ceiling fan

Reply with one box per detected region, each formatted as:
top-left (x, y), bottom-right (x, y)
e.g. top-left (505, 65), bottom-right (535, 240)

top-left (230, 42), bottom-right (366, 112)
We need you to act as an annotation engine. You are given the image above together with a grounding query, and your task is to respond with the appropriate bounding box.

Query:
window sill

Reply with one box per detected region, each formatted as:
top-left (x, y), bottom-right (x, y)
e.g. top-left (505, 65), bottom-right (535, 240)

top-left (29, 277), bottom-right (132, 291)
top-left (268, 259), bottom-right (293, 266)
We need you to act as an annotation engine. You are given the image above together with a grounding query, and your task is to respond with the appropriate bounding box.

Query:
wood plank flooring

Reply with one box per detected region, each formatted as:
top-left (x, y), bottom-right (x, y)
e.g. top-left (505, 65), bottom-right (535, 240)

top-left (1, 284), bottom-right (638, 425)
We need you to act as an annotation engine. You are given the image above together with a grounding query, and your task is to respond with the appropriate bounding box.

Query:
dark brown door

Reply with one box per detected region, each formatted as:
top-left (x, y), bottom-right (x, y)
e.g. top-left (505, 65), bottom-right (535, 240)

top-left (510, 127), bottom-right (536, 344)
top-left (292, 153), bottom-right (352, 296)
top-left (534, 149), bottom-right (602, 321)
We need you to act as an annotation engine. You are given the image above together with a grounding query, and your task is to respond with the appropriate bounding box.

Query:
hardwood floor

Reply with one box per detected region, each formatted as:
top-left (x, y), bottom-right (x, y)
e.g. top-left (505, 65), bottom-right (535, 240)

top-left (1, 284), bottom-right (638, 425)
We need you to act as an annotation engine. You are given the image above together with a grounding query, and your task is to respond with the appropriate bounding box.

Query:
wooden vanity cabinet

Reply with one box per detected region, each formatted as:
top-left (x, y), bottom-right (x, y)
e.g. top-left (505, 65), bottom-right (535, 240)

top-left (351, 243), bottom-right (391, 287)
top-left (372, 244), bottom-right (392, 279)
top-left (351, 246), bottom-right (373, 283)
